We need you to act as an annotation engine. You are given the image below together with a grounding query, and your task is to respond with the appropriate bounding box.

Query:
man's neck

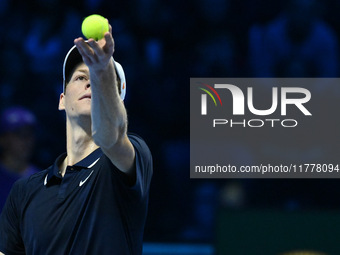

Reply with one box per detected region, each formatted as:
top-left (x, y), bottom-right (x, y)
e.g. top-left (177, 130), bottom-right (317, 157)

top-left (60, 119), bottom-right (99, 177)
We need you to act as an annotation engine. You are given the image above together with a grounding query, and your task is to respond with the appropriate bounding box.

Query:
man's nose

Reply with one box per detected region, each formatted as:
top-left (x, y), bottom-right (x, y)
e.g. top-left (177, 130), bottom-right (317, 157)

top-left (85, 83), bottom-right (91, 89)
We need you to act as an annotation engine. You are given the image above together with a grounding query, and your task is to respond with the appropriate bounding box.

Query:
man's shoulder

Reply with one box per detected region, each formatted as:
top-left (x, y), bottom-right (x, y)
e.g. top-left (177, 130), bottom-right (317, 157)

top-left (101, 132), bottom-right (152, 170)
top-left (28, 168), bottom-right (49, 181)
top-left (128, 133), bottom-right (151, 152)
top-left (127, 132), bottom-right (152, 169)
top-left (127, 132), bottom-right (144, 142)
top-left (13, 167), bottom-right (49, 190)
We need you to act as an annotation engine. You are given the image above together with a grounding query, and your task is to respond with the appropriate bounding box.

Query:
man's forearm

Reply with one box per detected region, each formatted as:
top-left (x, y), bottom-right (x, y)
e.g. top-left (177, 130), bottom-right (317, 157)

top-left (90, 60), bottom-right (128, 148)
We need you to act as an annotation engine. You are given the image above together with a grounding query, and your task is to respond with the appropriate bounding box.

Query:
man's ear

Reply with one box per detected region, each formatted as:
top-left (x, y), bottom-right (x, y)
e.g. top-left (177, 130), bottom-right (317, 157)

top-left (58, 93), bottom-right (65, 111)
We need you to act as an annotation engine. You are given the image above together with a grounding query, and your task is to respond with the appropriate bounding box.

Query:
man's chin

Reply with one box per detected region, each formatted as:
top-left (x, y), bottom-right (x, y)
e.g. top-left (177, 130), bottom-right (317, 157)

top-left (70, 110), bottom-right (91, 121)
top-left (79, 110), bottom-right (91, 118)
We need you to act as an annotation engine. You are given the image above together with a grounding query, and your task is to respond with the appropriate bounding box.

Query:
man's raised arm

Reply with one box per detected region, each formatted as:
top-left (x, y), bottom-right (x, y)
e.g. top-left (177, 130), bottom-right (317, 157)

top-left (74, 24), bottom-right (135, 178)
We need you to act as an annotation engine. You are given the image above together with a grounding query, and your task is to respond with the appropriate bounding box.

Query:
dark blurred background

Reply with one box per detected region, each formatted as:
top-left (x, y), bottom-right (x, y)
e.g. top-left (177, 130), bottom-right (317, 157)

top-left (1, 0), bottom-right (340, 254)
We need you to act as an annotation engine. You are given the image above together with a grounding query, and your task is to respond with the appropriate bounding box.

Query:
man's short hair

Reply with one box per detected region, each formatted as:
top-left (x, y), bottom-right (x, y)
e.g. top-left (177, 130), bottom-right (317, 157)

top-left (62, 43), bottom-right (126, 100)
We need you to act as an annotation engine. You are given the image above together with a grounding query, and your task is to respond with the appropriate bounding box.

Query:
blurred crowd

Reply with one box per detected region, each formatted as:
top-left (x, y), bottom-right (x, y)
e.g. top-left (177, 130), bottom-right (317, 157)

top-left (1, 0), bottom-right (340, 245)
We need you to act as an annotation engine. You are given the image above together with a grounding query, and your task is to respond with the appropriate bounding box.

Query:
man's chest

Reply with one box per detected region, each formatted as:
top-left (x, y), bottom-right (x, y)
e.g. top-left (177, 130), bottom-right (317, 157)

top-left (20, 169), bottom-right (105, 245)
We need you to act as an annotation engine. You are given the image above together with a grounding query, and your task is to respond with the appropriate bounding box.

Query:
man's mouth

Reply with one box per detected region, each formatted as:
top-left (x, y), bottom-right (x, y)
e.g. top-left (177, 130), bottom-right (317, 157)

top-left (79, 93), bottom-right (92, 100)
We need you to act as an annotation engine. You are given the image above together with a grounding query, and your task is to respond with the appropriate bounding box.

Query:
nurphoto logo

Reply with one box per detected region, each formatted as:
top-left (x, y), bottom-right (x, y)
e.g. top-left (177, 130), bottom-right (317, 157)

top-left (190, 78), bottom-right (338, 179)
top-left (198, 82), bottom-right (312, 128)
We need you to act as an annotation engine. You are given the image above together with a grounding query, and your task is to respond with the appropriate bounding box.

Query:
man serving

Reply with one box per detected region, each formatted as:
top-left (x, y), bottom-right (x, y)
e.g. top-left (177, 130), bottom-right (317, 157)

top-left (0, 20), bottom-right (153, 255)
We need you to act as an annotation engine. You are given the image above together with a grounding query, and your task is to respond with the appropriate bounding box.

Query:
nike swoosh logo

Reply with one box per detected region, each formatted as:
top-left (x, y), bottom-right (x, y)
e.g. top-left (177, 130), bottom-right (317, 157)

top-left (79, 170), bottom-right (94, 187)
top-left (44, 174), bottom-right (48, 185)
top-left (78, 157), bottom-right (99, 187)
top-left (87, 158), bottom-right (100, 168)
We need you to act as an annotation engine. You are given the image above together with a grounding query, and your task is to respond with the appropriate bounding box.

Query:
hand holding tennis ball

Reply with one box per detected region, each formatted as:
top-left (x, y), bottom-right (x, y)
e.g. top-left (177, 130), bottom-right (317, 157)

top-left (81, 14), bottom-right (109, 40)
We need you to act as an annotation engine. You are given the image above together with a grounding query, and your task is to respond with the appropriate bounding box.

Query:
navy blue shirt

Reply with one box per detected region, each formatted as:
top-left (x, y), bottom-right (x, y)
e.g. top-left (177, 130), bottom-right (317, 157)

top-left (0, 164), bottom-right (39, 212)
top-left (0, 134), bottom-right (152, 255)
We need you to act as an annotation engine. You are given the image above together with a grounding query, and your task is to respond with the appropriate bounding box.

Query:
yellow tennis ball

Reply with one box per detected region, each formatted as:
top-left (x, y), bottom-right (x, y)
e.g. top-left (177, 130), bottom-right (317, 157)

top-left (81, 14), bottom-right (109, 40)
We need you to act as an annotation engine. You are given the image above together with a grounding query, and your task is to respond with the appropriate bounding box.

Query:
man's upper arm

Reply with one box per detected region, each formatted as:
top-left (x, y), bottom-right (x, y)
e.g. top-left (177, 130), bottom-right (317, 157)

top-left (0, 181), bottom-right (25, 254)
top-left (101, 134), bottom-right (136, 177)
top-left (102, 134), bottom-right (152, 193)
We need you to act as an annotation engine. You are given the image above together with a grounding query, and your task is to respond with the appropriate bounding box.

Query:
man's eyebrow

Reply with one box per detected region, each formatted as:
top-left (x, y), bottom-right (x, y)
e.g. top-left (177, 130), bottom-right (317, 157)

top-left (73, 69), bottom-right (89, 75)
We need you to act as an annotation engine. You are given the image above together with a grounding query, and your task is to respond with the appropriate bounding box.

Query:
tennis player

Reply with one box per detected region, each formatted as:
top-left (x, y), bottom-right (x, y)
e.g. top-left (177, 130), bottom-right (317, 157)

top-left (0, 21), bottom-right (153, 255)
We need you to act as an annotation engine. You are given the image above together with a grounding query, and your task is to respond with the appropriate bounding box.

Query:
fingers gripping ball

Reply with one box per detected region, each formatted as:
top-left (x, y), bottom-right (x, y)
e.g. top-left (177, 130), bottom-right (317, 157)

top-left (81, 14), bottom-right (109, 40)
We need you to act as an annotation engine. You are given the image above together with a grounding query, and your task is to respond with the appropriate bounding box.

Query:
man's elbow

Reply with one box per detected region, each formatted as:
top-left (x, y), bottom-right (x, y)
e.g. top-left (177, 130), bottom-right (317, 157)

top-left (93, 131), bottom-right (117, 149)
top-left (92, 126), bottom-right (126, 149)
